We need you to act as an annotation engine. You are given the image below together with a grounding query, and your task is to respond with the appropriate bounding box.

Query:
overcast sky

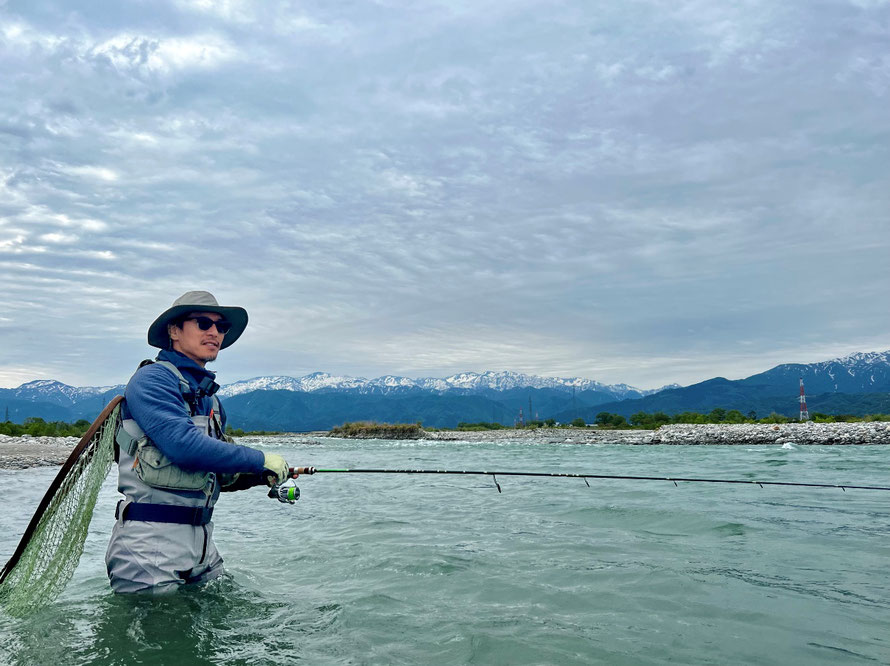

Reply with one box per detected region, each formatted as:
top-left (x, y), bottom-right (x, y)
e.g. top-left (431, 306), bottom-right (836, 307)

top-left (1, 0), bottom-right (889, 390)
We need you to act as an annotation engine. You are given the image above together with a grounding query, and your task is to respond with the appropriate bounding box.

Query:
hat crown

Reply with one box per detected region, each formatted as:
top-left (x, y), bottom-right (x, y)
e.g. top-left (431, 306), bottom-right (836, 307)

top-left (171, 291), bottom-right (220, 309)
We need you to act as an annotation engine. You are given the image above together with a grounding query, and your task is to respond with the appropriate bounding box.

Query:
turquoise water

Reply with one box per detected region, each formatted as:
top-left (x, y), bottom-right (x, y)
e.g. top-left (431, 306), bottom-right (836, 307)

top-left (2, 439), bottom-right (889, 665)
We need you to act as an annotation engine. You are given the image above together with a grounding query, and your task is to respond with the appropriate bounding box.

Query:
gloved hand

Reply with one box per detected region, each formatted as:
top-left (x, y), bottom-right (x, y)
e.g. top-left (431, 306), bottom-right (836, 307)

top-left (262, 452), bottom-right (291, 485)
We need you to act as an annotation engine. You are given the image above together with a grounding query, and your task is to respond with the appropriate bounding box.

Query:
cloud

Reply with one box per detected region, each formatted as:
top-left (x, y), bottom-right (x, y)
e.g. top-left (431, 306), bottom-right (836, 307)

top-left (0, 0), bottom-right (888, 389)
top-left (1, 19), bottom-right (239, 77)
top-left (38, 232), bottom-right (79, 243)
top-left (63, 165), bottom-right (119, 182)
top-left (173, 0), bottom-right (255, 23)
top-left (90, 33), bottom-right (238, 74)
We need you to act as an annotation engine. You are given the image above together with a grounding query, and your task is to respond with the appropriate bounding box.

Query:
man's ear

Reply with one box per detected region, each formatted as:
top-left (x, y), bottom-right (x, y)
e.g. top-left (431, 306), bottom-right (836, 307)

top-left (168, 322), bottom-right (180, 342)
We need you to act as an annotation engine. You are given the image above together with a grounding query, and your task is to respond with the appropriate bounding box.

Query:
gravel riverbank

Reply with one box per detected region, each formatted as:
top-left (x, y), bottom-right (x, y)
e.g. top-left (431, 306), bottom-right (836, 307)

top-left (425, 421), bottom-right (890, 445)
top-left (3, 422), bottom-right (889, 469)
top-left (0, 433), bottom-right (80, 470)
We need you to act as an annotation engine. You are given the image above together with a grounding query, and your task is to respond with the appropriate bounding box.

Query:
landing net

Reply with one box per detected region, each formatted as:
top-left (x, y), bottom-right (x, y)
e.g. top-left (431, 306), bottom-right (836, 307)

top-left (0, 397), bottom-right (122, 617)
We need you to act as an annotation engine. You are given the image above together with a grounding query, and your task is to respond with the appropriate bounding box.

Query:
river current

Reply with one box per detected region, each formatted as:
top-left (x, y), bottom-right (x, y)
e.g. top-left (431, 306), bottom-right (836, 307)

top-left (1, 438), bottom-right (889, 665)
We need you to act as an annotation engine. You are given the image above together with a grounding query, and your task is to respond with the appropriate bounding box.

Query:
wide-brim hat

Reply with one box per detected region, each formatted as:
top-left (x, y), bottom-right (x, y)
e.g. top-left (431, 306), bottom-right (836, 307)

top-left (147, 290), bottom-right (248, 350)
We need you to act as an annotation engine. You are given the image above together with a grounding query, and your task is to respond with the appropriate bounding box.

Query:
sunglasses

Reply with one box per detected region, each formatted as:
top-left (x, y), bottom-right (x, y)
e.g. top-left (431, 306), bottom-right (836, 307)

top-left (184, 316), bottom-right (233, 334)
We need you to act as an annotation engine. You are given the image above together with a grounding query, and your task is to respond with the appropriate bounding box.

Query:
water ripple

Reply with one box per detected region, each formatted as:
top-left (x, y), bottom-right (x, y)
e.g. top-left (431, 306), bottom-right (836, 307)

top-left (2, 443), bottom-right (890, 665)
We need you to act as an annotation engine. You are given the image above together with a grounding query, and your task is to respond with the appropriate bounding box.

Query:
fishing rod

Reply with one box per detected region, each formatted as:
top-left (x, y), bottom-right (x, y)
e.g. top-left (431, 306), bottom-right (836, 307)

top-left (267, 465), bottom-right (890, 502)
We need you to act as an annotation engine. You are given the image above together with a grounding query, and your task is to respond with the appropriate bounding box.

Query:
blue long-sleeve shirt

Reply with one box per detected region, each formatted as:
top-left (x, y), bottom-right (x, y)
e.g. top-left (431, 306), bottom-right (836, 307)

top-left (123, 350), bottom-right (265, 475)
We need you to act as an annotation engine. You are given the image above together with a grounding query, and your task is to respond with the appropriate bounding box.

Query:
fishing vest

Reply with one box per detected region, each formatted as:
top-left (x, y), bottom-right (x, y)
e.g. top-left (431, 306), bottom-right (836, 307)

top-left (116, 360), bottom-right (227, 493)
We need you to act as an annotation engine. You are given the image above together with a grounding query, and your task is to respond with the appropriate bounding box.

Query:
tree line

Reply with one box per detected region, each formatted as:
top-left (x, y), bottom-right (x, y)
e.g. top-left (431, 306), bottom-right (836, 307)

top-left (0, 416), bottom-right (92, 438)
top-left (452, 410), bottom-right (890, 430)
top-left (594, 409), bottom-right (890, 429)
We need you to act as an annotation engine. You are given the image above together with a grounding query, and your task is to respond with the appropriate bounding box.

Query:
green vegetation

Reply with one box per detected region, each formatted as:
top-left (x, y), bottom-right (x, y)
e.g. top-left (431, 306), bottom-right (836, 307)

top-left (595, 412), bottom-right (629, 428)
top-left (0, 418), bottom-right (283, 439)
top-left (591, 410), bottom-right (890, 429)
top-left (392, 410), bottom-right (882, 431)
top-left (810, 412), bottom-right (890, 423)
top-left (329, 421), bottom-right (425, 439)
top-left (454, 418), bottom-right (564, 430)
top-left (0, 417), bottom-right (91, 438)
top-left (225, 426), bottom-right (283, 437)
top-left (455, 421), bottom-right (510, 431)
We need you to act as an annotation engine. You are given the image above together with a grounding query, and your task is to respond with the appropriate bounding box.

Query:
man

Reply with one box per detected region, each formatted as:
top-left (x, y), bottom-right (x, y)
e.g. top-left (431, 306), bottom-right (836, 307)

top-left (105, 290), bottom-right (292, 593)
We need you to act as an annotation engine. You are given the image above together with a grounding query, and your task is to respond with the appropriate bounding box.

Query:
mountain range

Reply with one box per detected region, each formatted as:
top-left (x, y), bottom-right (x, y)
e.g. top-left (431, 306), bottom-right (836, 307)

top-left (3, 351), bottom-right (890, 430)
top-left (561, 351), bottom-right (890, 423)
top-left (218, 370), bottom-right (672, 399)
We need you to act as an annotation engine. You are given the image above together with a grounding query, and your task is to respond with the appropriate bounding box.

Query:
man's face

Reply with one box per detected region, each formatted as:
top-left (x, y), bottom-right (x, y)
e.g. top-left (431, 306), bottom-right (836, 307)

top-left (168, 311), bottom-right (226, 366)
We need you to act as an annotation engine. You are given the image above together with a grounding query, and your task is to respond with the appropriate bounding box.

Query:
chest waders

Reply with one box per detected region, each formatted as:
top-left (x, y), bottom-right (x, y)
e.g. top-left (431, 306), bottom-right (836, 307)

top-left (105, 360), bottom-right (230, 593)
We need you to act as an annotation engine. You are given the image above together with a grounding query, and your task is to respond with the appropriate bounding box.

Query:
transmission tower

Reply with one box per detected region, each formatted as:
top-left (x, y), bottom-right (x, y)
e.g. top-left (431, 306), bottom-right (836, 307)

top-left (799, 378), bottom-right (809, 422)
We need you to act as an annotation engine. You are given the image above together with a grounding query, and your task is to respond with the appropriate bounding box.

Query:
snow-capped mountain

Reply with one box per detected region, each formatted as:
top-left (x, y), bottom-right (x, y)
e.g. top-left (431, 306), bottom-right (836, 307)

top-left (5, 370), bottom-right (653, 403)
top-left (216, 370), bottom-right (649, 399)
top-left (6, 350), bottom-right (890, 428)
top-left (419, 371), bottom-right (624, 394)
top-left (567, 350), bottom-right (890, 423)
top-left (11, 380), bottom-right (125, 406)
top-left (642, 383), bottom-right (682, 396)
top-left (741, 350), bottom-right (890, 394)
top-left (367, 375), bottom-right (424, 390)
top-left (220, 372), bottom-right (368, 397)
top-left (10, 350), bottom-right (890, 405)
top-left (810, 351), bottom-right (890, 389)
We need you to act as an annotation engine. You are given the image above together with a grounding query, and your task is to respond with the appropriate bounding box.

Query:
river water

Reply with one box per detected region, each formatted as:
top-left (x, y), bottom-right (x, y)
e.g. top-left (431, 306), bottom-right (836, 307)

top-left (1, 438), bottom-right (889, 665)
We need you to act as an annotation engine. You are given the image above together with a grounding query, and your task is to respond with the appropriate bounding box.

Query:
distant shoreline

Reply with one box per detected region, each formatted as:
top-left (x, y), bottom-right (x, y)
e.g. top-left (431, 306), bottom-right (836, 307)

top-left (420, 422), bottom-right (890, 446)
top-left (0, 433), bottom-right (80, 470)
top-left (3, 422), bottom-right (889, 470)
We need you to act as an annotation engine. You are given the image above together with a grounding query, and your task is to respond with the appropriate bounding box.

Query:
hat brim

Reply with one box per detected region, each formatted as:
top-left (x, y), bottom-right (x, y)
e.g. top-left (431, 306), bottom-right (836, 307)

top-left (147, 304), bottom-right (248, 349)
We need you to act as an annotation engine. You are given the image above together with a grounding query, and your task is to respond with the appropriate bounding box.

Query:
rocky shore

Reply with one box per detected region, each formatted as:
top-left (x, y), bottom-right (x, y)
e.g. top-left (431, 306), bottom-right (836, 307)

top-left (2, 422), bottom-right (889, 469)
top-left (0, 433), bottom-right (80, 470)
top-left (425, 421), bottom-right (890, 446)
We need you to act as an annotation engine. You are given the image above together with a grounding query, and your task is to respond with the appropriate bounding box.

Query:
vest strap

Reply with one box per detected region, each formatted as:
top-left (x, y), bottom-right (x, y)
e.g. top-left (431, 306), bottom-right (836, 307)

top-left (117, 501), bottom-right (213, 526)
top-left (152, 360), bottom-right (195, 405)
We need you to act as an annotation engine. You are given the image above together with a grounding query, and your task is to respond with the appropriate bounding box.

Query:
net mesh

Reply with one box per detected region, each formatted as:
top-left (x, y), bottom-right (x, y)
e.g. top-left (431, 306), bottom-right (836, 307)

top-left (0, 402), bottom-right (119, 617)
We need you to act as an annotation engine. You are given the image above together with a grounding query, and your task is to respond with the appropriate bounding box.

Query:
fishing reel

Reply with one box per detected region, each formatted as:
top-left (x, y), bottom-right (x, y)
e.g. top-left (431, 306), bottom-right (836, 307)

top-left (268, 478), bottom-right (300, 504)
top-left (266, 467), bottom-right (314, 504)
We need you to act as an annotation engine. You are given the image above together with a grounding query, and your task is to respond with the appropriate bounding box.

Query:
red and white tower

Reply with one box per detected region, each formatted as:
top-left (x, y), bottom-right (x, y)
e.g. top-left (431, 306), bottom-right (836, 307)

top-left (799, 378), bottom-right (809, 422)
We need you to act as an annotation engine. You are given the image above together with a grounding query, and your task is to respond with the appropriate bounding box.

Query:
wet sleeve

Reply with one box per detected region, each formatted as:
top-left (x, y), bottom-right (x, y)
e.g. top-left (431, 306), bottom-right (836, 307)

top-left (125, 365), bottom-right (266, 475)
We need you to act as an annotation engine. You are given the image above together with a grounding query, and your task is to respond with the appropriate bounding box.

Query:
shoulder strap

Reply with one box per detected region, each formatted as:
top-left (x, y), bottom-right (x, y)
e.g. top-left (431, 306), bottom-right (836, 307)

top-left (148, 360), bottom-right (193, 397)
top-left (138, 359), bottom-right (197, 414)
top-left (210, 394), bottom-right (225, 439)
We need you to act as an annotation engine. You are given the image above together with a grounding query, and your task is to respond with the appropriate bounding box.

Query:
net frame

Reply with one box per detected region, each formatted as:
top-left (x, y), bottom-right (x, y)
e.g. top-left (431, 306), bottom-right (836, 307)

top-left (0, 396), bottom-right (123, 616)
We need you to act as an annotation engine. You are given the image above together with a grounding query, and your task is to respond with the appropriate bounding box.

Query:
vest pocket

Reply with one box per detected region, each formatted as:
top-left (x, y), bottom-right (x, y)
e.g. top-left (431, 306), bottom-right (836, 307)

top-left (134, 442), bottom-right (213, 491)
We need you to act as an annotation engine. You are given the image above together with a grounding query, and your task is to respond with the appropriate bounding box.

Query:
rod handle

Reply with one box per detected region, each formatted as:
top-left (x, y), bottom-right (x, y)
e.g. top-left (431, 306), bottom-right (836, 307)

top-left (289, 466), bottom-right (317, 476)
